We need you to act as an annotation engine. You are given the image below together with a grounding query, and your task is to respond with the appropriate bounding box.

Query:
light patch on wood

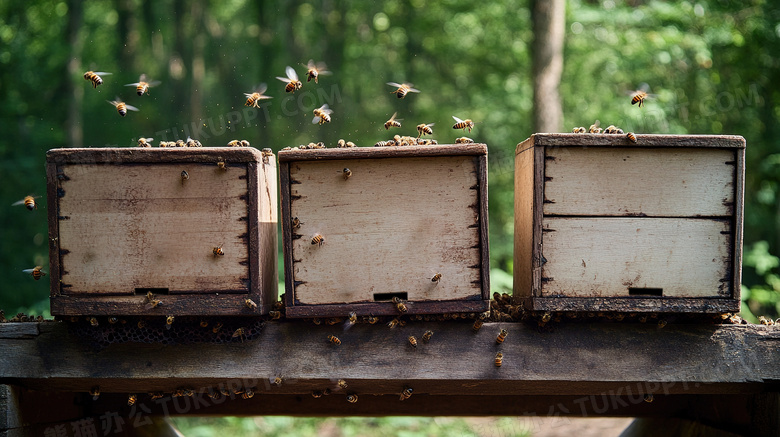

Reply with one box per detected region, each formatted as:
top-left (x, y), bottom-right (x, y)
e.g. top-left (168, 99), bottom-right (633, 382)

top-left (544, 148), bottom-right (735, 217)
top-left (541, 217), bottom-right (731, 298)
top-left (514, 139), bottom-right (535, 298)
top-left (291, 156), bottom-right (481, 304)
top-left (58, 164), bottom-right (249, 293)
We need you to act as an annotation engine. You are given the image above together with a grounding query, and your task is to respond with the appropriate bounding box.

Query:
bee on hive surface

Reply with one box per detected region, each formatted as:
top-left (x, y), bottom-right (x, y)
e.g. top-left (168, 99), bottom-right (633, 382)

top-left (541, 312), bottom-right (551, 323)
top-left (88, 317), bottom-right (98, 327)
top-left (137, 319), bottom-right (146, 329)
top-left (472, 319), bottom-right (484, 332)
top-left (346, 141), bottom-right (356, 147)
top-left (83, 71), bottom-right (111, 88)
top-left (276, 66), bottom-right (302, 93)
top-left (326, 317), bottom-right (342, 325)
top-left (150, 391), bottom-right (164, 400)
top-left (107, 98), bottom-right (139, 117)
top-left (227, 140), bottom-right (241, 147)
top-left (328, 334), bottom-right (341, 345)
top-left (244, 83), bottom-right (273, 108)
top-left (212, 321), bottom-right (223, 333)
top-left (408, 335), bottom-right (418, 348)
top-left (455, 137), bottom-right (474, 144)
top-left (137, 137), bottom-right (153, 147)
top-left (422, 330), bottom-right (433, 343)
top-left (387, 318), bottom-right (400, 329)
top-left (392, 296), bottom-right (408, 313)
top-left (241, 388), bottom-right (254, 399)
top-left (374, 140), bottom-right (395, 147)
top-left (261, 148), bottom-right (273, 159)
top-left (244, 298), bottom-right (258, 311)
top-left (291, 216), bottom-right (303, 229)
top-left (311, 234), bottom-right (325, 247)
top-left (312, 104), bottom-right (333, 125)
top-left (271, 376), bottom-right (283, 386)
top-left (365, 315), bottom-right (379, 325)
top-left (342, 168), bottom-right (352, 180)
top-left (346, 394), bottom-right (358, 403)
top-left (185, 137), bottom-right (202, 147)
top-left (180, 170), bottom-right (189, 184)
top-left (127, 394), bottom-right (137, 406)
top-left (626, 132), bottom-right (637, 143)
top-left (416, 123), bottom-right (434, 139)
top-left (657, 320), bottom-right (667, 328)
top-left (344, 312), bottom-right (357, 330)
top-left (643, 394), bottom-right (654, 403)
top-left (126, 74), bottom-right (160, 96)
top-left (311, 390), bottom-right (323, 398)
top-left (400, 387), bottom-right (413, 401)
top-left (337, 379), bottom-right (348, 390)
top-left (165, 315), bottom-right (174, 330)
top-left (145, 296), bottom-right (162, 310)
top-left (304, 59), bottom-right (331, 83)
top-left (384, 112), bottom-right (403, 130)
top-left (89, 386), bottom-right (100, 401)
top-left (337, 139), bottom-right (346, 148)
top-left (452, 116), bottom-right (475, 132)
top-left (217, 161), bottom-right (228, 171)
top-left (495, 352), bottom-right (503, 367)
top-left (387, 82), bottom-right (420, 99)
top-left (572, 126), bottom-right (586, 133)
top-left (213, 244), bottom-right (225, 257)
top-left (496, 329), bottom-right (508, 344)
top-left (588, 120), bottom-right (601, 134)
top-left (232, 327), bottom-right (246, 342)
top-left (269, 311), bottom-right (282, 320)
top-left (108, 317), bottom-right (118, 324)
top-left (23, 266), bottom-right (46, 280)
top-left (174, 140), bottom-right (186, 147)
top-left (603, 125), bottom-right (624, 134)
top-left (199, 320), bottom-right (209, 328)
top-left (431, 273), bottom-right (442, 284)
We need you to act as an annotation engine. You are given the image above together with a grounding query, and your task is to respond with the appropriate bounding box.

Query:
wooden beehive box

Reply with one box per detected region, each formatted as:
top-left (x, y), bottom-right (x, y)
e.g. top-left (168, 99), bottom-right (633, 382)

top-left (46, 148), bottom-right (277, 316)
top-left (279, 145), bottom-right (490, 317)
top-left (514, 134), bottom-right (745, 313)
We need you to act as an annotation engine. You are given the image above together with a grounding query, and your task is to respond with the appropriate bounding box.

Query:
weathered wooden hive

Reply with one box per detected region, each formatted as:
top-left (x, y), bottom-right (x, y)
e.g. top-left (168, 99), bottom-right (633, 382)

top-left (279, 145), bottom-right (490, 317)
top-left (46, 147), bottom-right (277, 316)
top-left (514, 134), bottom-right (745, 313)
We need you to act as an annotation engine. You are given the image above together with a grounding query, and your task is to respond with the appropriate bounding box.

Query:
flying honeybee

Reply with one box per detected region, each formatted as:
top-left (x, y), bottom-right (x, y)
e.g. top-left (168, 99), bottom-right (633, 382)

top-left (311, 234), bottom-right (325, 246)
top-left (630, 83), bottom-right (653, 108)
top-left (422, 330), bottom-right (433, 343)
top-left (165, 315), bottom-right (174, 330)
top-left (213, 244), bottom-right (225, 256)
top-left (387, 82), bottom-right (420, 99)
top-left (400, 387), bottom-right (413, 401)
top-left (125, 74), bottom-right (160, 96)
top-left (13, 195), bottom-right (40, 211)
top-left (344, 311), bottom-right (357, 330)
top-left (244, 298), bottom-right (258, 311)
top-left (137, 137), bottom-right (153, 147)
top-left (304, 59), bottom-right (331, 83)
top-left (108, 98), bottom-right (139, 117)
top-left (312, 104), bottom-right (333, 125)
top-left (327, 334), bottom-right (341, 345)
top-left (244, 83), bottom-right (273, 108)
top-left (416, 123), bottom-right (434, 139)
top-left (127, 394), bottom-right (137, 406)
top-left (23, 266), bottom-right (46, 280)
top-left (431, 273), bottom-right (441, 284)
top-left (408, 335), bottom-right (418, 348)
top-left (84, 71), bottom-right (112, 88)
top-left (384, 112), bottom-right (403, 129)
top-left (455, 137), bottom-right (474, 144)
top-left (626, 132), bottom-right (637, 143)
top-left (452, 116), bottom-right (475, 132)
top-left (276, 66), bottom-right (302, 93)
top-left (496, 329), bottom-right (508, 344)
top-left (495, 352), bottom-right (503, 367)
top-left (342, 168), bottom-right (352, 180)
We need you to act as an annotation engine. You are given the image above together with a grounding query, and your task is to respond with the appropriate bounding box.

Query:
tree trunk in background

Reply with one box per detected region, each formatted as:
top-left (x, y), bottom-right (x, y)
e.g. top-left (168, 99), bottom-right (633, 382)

top-left (66, 0), bottom-right (83, 147)
top-left (190, 0), bottom-right (204, 125)
top-left (116, 0), bottom-right (138, 72)
top-left (531, 0), bottom-right (564, 133)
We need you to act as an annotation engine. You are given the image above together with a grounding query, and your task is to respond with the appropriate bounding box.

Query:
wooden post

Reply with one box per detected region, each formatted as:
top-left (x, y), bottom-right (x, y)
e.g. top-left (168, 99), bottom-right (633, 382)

top-left (531, 0), bottom-right (565, 133)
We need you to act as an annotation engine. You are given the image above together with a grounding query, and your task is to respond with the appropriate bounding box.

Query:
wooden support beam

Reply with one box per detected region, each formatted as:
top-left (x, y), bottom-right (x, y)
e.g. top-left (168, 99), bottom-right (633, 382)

top-left (1, 322), bottom-right (778, 395)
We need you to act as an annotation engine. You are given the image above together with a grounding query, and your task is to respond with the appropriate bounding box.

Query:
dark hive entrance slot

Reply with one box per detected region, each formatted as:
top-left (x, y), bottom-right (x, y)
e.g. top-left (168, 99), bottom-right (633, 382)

top-left (373, 292), bottom-right (408, 301)
top-left (135, 288), bottom-right (170, 295)
top-left (628, 288), bottom-right (663, 297)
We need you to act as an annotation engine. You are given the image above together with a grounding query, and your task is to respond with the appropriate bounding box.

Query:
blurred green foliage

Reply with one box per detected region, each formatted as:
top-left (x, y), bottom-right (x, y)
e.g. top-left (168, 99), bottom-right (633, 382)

top-left (0, 0), bottom-right (778, 325)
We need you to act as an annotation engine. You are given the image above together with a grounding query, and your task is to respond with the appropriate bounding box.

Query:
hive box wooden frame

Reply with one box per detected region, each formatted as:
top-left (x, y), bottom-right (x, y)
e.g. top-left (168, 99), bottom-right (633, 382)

top-left (279, 145), bottom-right (490, 318)
top-left (514, 134), bottom-right (745, 313)
top-left (46, 148), bottom-right (277, 316)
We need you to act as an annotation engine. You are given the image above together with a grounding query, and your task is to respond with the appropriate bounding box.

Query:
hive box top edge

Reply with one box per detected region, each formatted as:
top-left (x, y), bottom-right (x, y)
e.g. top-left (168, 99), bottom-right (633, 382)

top-left (515, 134), bottom-right (745, 155)
top-left (46, 147), bottom-right (267, 164)
top-left (278, 143), bottom-right (488, 162)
